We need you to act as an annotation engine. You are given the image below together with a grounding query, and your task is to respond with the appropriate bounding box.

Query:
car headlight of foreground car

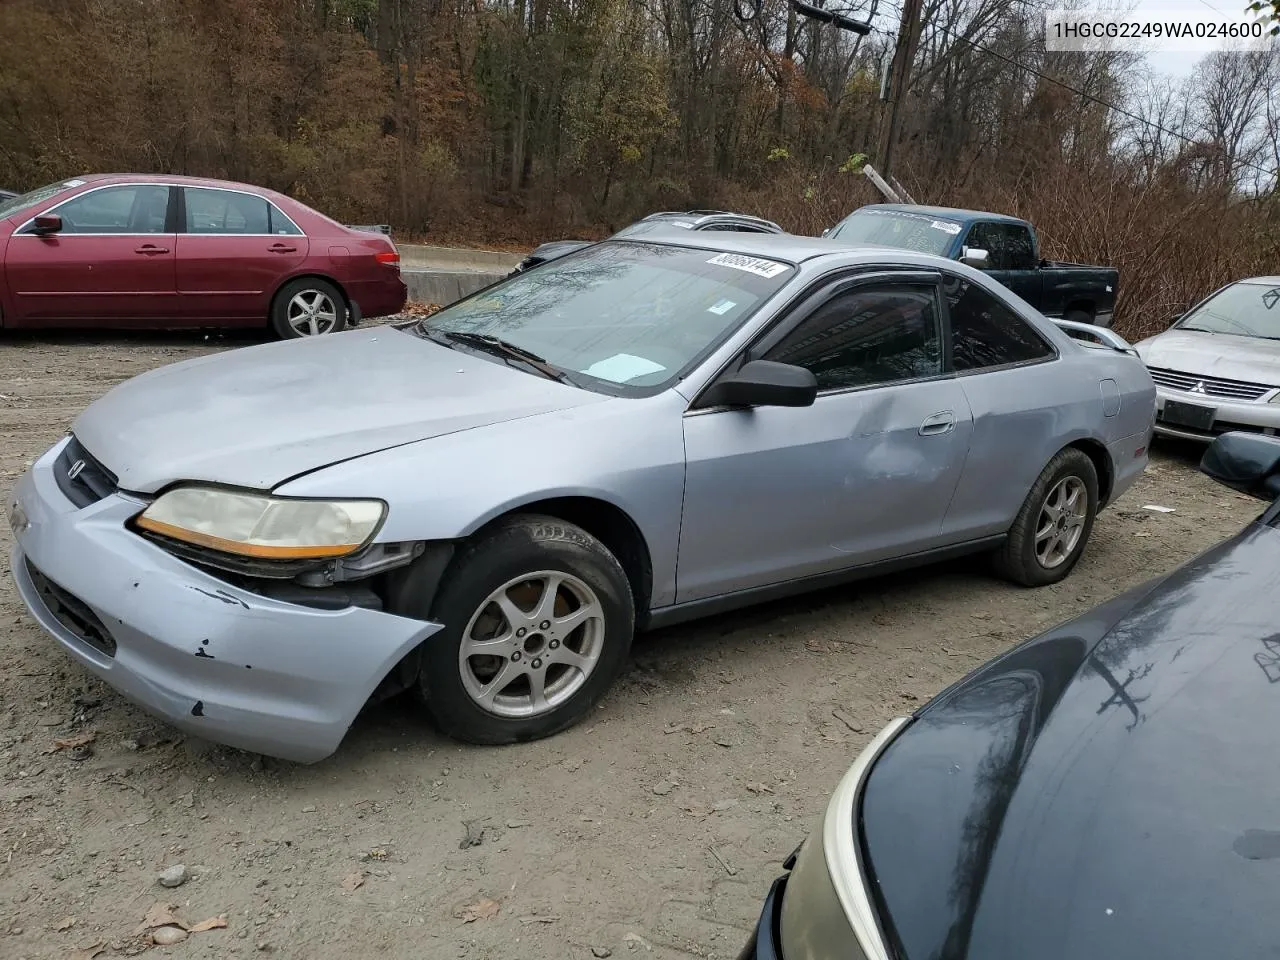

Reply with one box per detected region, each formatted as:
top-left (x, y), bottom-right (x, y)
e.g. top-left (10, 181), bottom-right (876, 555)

top-left (778, 717), bottom-right (910, 960)
top-left (134, 487), bottom-right (386, 560)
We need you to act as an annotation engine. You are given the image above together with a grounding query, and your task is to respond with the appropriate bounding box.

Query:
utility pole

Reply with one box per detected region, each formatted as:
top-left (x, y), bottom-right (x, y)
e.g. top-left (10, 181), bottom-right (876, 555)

top-left (878, 0), bottom-right (925, 181)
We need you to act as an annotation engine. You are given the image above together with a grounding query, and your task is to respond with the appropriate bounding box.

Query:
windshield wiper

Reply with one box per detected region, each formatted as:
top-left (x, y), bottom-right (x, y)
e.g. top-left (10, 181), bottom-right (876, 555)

top-left (429, 329), bottom-right (575, 384)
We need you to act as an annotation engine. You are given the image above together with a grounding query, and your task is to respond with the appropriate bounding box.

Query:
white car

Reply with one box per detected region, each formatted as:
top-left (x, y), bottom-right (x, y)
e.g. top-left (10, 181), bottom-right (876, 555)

top-left (1136, 276), bottom-right (1280, 441)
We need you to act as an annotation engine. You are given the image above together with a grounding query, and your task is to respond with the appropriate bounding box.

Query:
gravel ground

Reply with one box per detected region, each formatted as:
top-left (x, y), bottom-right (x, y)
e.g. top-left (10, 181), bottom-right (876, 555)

top-left (0, 326), bottom-right (1261, 960)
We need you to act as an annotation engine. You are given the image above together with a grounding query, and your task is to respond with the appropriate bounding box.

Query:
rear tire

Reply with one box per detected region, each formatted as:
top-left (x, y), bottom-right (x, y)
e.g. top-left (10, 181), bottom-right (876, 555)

top-left (405, 514), bottom-right (634, 745)
top-left (270, 278), bottom-right (348, 339)
top-left (995, 447), bottom-right (1099, 587)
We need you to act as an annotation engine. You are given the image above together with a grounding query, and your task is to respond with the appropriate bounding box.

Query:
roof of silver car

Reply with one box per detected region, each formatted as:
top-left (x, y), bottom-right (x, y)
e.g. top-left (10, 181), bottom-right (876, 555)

top-left (609, 224), bottom-right (937, 265)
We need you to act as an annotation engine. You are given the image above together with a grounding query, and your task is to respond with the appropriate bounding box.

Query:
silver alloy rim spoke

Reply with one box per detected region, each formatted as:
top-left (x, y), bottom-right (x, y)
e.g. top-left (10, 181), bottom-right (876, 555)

top-left (287, 291), bottom-right (336, 335)
top-left (1035, 476), bottom-right (1088, 569)
top-left (458, 570), bottom-right (606, 719)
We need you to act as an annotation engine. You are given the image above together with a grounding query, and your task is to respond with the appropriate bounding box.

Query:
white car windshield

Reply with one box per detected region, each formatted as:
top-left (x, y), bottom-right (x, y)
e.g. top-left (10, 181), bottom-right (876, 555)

top-left (1178, 282), bottom-right (1280, 340)
top-left (828, 209), bottom-right (960, 256)
top-left (416, 240), bottom-right (795, 396)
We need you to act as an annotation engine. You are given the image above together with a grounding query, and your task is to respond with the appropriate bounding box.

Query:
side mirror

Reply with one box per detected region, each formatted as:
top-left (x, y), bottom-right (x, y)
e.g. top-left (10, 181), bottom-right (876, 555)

top-left (31, 214), bottom-right (62, 235)
top-left (960, 246), bottom-right (990, 269)
top-left (1200, 432), bottom-right (1280, 500)
top-left (701, 359), bottom-right (819, 409)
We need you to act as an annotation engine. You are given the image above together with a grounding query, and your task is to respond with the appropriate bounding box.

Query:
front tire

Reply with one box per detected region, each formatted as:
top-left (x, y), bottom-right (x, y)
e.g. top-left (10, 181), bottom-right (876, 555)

top-left (406, 515), bottom-right (634, 745)
top-left (995, 447), bottom-right (1099, 587)
top-left (1063, 308), bottom-right (1093, 326)
top-left (270, 278), bottom-right (348, 339)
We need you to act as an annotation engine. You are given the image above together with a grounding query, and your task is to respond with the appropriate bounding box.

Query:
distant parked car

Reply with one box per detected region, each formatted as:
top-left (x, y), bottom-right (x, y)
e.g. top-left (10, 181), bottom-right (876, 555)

top-left (510, 209), bottom-right (784, 274)
top-left (1135, 276), bottom-right (1280, 442)
top-left (825, 204), bottom-right (1119, 328)
top-left (0, 175), bottom-right (406, 337)
top-left (9, 231), bottom-right (1153, 762)
top-left (737, 428), bottom-right (1280, 960)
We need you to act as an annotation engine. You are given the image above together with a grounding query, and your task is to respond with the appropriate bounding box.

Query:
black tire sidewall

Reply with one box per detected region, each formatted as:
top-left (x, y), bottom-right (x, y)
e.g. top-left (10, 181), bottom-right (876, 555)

top-left (1004, 449), bottom-right (1099, 586)
top-left (413, 516), bottom-right (634, 745)
top-left (271, 278), bottom-right (348, 339)
top-left (1063, 309), bottom-right (1093, 325)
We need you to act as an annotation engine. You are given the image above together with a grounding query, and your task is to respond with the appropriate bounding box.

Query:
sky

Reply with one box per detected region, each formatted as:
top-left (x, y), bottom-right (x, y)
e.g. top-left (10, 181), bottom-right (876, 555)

top-left (1108, 0), bottom-right (1264, 78)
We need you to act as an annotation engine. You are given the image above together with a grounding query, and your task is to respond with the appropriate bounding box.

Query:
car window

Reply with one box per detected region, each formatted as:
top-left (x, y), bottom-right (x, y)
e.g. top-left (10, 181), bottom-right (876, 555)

top-left (416, 241), bottom-right (796, 397)
top-left (0, 180), bottom-right (83, 220)
top-left (944, 276), bottom-right (1054, 371)
top-left (268, 205), bottom-right (303, 236)
top-left (1176, 281), bottom-right (1280, 340)
top-left (827, 210), bottom-right (960, 256)
top-left (184, 187), bottom-right (270, 234)
top-left (965, 222), bottom-right (1036, 270)
top-left (40, 185), bottom-right (170, 235)
top-left (764, 283), bottom-right (942, 392)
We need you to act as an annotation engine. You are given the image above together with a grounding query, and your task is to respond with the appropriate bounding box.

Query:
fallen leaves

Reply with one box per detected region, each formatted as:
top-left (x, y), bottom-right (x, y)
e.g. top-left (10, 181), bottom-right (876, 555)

top-left (47, 732), bottom-right (95, 753)
top-left (56, 916), bottom-right (77, 932)
top-left (68, 943), bottom-right (105, 960)
top-left (189, 916), bottom-right (227, 933)
top-left (455, 897), bottom-right (501, 923)
top-left (133, 902), bottom-right (227, 944)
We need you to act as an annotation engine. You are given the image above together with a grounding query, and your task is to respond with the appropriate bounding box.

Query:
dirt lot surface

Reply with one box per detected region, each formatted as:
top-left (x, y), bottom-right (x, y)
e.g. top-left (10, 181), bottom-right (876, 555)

top-left (0, 329), bottom-right (1262, 960)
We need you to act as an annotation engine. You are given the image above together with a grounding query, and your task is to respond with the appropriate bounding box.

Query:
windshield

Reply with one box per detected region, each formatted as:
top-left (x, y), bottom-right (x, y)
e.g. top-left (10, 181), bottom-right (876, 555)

top-left (0, 179), bottom-right (85, 220)
top-left (414, 241), bottom-right (795, 396)
top-left (828, 209), bottom-right (960, 256)
top-left (1177, 282), bottom-right (1280, 340)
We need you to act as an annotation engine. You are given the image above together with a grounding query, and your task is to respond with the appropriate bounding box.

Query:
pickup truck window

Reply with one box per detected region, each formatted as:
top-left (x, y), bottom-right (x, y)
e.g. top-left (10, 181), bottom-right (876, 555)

top-left (944, 277), bottom-right (1054, 371)
top-left (965, 222), bottom-right (1036, 271)
top-left (829, 209), bottom-right (960, 257)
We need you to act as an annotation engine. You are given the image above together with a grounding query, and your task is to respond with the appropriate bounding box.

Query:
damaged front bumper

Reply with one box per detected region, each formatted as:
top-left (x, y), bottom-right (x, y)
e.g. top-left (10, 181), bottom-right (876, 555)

top-left (9, 440), bottom-right (443, 763)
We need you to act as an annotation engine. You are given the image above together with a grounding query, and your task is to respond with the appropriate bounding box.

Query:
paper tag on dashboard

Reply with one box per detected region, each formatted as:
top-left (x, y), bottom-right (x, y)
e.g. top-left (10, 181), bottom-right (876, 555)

top-left (706, 252), bottom-right (789, 278)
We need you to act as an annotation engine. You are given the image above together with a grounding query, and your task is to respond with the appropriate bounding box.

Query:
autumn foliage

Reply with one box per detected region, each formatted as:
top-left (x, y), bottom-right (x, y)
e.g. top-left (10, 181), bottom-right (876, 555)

top-left (1, 0), bottom-right (1279, 336)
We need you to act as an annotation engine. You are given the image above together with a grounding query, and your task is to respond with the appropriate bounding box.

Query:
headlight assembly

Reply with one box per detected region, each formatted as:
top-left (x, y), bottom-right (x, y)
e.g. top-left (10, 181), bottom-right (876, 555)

top-left (135, 487), bottom-right (385, 560)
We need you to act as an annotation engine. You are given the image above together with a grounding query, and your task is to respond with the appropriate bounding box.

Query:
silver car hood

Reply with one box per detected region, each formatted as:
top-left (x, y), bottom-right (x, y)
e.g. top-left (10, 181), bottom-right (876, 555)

top-left (72, 327), bottom-right (607, 493)
top-left (1136, 328), bottom-right (1280, 386)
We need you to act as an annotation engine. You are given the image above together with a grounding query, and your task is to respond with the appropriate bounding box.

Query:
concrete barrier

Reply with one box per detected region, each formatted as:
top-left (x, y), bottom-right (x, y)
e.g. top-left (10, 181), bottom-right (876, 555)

top-left (398, 244), bottom-right (523, 271)
top-left (403, 268), bottom-right (509, 305)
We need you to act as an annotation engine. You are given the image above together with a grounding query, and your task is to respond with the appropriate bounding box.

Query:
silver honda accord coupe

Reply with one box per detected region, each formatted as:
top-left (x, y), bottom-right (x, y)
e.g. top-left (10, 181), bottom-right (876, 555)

top-left (8, 230), bottom-right (1155, 762)
top-left (1137, 276), bottom-right (1280, 441)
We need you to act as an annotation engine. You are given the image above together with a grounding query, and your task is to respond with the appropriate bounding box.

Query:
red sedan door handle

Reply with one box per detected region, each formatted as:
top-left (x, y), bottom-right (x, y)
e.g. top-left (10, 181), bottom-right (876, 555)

top-left (268, 243), bottom-right (298, 253)
top-left (134, 244), bottom-right (169, 255)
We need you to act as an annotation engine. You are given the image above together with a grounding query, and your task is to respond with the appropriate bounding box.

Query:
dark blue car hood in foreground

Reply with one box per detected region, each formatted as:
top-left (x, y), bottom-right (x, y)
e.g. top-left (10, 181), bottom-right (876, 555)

top-left (861, 520), bottom-right (1280, 960)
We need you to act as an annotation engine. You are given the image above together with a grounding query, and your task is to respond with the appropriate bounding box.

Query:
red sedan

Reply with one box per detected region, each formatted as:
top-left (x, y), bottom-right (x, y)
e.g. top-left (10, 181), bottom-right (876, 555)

top-left (0, 175), bottom-right (407, 337)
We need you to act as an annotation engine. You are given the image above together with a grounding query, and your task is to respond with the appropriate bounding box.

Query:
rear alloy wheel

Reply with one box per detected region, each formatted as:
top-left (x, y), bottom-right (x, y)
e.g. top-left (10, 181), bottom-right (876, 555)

top-left (408, 515), bottom-right (634, 744)
top-left (270, 278), bottom-right (348, 339)
top-left (995, 447), bottom-right (1099, 587)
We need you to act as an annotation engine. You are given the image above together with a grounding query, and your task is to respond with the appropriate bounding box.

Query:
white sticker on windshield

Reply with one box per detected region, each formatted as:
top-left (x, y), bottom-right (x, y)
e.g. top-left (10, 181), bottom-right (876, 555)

top-left (706, 252), bottom-right (789, 278)
top-left (931, 220), bottom-right (962, 234)
top-left (585, 353), bottom-right (667, 383)
top-left (707, 299), bottom-right (737, 315)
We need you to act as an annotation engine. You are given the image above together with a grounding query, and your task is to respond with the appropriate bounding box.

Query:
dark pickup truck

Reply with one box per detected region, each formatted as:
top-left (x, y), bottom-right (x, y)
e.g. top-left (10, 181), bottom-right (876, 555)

top-left (826, 204), bottom-right (1119, 328)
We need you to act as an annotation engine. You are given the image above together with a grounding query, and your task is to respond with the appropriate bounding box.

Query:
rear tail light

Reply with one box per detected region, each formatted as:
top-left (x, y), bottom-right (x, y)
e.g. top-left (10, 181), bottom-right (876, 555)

top-left (374, 251), bottom-right (400, 265)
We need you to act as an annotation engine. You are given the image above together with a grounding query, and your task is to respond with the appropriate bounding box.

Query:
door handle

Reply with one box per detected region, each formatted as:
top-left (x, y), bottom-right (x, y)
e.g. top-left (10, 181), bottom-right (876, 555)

top-left (134, 244), bottom-right (169, 255)
top-left (268, 244), bottom-right (298, 253)
top-left (919, 410), bottom-right (957, 436)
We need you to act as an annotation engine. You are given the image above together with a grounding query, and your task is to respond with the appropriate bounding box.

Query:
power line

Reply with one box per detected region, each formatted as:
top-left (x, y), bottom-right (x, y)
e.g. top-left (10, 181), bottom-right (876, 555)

top-left (895, 22), bottom-right (1280, 181)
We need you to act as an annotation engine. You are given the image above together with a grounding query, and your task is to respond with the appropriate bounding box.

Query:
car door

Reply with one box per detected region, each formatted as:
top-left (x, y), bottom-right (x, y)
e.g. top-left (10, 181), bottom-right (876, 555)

top-left (964, 221), bottom-right (1041, 304)
top-left (3, 183), bottom-right (177, 326)
top-left (175, 186), bottom-right (308, 322)
top-left (936, 272), bottom-right (1065, 540)
top-left (677, 271), bottom-right (975, 604)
